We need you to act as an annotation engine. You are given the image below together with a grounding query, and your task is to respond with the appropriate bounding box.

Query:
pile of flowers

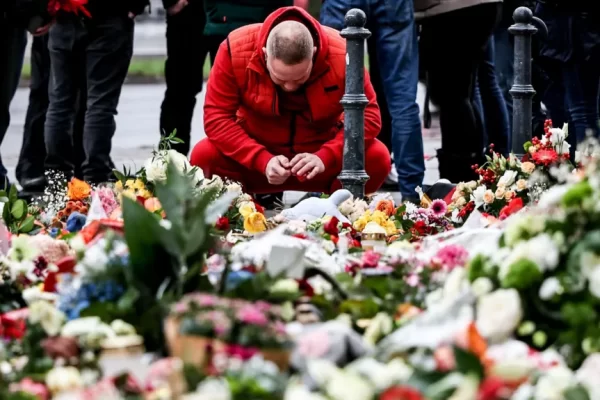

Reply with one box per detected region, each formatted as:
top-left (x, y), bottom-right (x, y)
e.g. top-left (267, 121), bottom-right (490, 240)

top-left (448, 120), bottom-right (573, 224)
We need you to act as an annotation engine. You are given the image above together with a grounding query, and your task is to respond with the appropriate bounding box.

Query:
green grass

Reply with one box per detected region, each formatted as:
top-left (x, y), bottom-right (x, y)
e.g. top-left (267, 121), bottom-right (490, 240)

top-left (20, 57), bottom-right (212, 80)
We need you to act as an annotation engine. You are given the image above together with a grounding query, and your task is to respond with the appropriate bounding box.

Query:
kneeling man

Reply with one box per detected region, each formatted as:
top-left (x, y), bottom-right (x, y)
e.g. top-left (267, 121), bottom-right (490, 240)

top-left (191, 6), bottom-right (391, 195)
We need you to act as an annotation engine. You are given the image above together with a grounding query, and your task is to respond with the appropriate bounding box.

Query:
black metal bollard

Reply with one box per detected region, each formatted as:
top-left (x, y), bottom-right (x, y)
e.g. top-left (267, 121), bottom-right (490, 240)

top-left (338, 9), bottom-right (371, 199)
top-left (509, 7), bottom-right (546, 157)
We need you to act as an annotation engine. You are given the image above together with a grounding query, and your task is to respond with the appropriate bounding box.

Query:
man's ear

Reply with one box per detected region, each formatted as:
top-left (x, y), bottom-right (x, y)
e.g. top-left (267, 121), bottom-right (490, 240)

top-left (263, 47), bottom-right (267, 56)
top-left (313, 46), bottom-right (317, 55)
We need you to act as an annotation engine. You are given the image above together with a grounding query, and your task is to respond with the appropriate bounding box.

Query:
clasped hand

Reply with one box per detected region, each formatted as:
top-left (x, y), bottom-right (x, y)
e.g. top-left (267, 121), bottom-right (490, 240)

top-left (265, 153), bottom-right (325, 185)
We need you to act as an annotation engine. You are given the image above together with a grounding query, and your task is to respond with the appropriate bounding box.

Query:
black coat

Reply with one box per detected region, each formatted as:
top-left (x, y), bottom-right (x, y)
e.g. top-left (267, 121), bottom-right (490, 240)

top-left (535, 0), bottom-right (600, 63)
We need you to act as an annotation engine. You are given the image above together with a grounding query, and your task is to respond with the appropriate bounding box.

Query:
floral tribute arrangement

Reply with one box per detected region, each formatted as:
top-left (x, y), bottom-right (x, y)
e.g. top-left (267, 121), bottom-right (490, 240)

top-left (3, 128), bottom-right (600, 399)
top-left (448, 120), bottom-right (573, 224)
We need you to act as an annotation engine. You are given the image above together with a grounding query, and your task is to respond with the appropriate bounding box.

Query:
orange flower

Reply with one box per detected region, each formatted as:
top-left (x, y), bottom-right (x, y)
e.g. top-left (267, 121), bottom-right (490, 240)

top-left (456, 322), bottom-right (487, 360)
top-left (144, 197), bottom-right (162, 213)
top-left (376, 199), bottom-right (395, 216)
top-left (67, 178), bottom-right (91, 201)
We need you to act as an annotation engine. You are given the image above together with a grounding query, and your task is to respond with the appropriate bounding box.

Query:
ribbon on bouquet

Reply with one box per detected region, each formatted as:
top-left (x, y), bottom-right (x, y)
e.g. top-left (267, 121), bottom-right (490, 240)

top-left (48, 0), bottom-right (92, 18)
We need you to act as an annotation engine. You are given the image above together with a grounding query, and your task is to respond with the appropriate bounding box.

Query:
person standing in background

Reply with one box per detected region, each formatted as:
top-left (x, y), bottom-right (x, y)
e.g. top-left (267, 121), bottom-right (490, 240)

top-left (417, 0), bottom-right (502, 183)
top-left (44, 0), bottom-right (149, 185)
top-left (0, 2), bottom-right (28, 190)
top-left (160, 0), bottom-right (292, 156)
top-left (320, 0), bottom-right (424, 203)
top-left (16, 35), bottom-right (87, 199)
top-left (535, 0), bottom-right (600, 146)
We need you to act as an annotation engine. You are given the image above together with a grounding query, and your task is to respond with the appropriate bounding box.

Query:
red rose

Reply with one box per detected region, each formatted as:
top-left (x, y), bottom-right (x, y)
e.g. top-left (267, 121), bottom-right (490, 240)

top-left (293, 233), bottom-right (308, 239)
top-left (323, 216), bottom-right (340, 236)
top-left (477, 377), bottom-right (505, 400)
top-left (215, 216), bottom-right (230, 231)
top-left (499, 197), bottom-right (524, 220)
top-left (297, 279), bottom-right (315, 297)
top-left (253, 201), bottom-right (265, 214)
top-left (380, 386), bottom-right (424, 400)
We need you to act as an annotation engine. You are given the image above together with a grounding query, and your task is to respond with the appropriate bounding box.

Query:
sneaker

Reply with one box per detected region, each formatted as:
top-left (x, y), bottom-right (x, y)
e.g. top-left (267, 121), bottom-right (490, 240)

top-left (254, 192), bottom-right (284, 210)
top-left (382, 167), bottom-right (399, 190)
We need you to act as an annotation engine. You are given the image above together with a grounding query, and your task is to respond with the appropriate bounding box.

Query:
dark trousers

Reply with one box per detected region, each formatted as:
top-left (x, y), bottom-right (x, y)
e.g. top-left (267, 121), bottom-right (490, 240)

top-left (367, 39), bottom-right (392, 154)
top-left (45, 15), bottom-right (133, 183)
top-left (0, 21), bottom-right (27, 188)
top-left (159, 4), bottom-right (221, 156)
top-left (474, 35), bottom-right (510, 155)
top-left (16, 35), bottom-right (86, 187)
top-left (320, 0), bottom-right (424, 199)
top-left (420, 3), bottom-right (500, 182)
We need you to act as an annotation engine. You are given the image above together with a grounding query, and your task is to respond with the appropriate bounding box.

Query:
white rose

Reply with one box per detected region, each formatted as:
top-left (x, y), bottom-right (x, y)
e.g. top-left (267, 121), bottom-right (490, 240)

top-left (516, 179), bottom-right (528, 192)
top-left (521, 161), bottom-right (536, 174)
top-left (498, 170), bottom-right (518, 187)
top-left (495, 186), bottom-right (506, 199)
top-left (202, 175), bottom-right (224, 192)
top-left (472, 185), bottom-right (487, 207)
top-left (46, 366), bottom-right (83, 394)
top-left (325, 370), bottom-right (374, 400)
top-left (28, 301), bottom-right (66, 336)
top-left (225, 182), bottom-right (242, 194)
top-left (511, 383), bottom-right (534, 400)
top-left (338, 198), bottom-right (355, 216)
top-left (539, 277), bottom-right (563, 300)
top-left (576, 353), bottom-right (600, 400)
top-left (166, 149), bottom-right (191, 172)
top-left (448, 374), bottom-right (479, 400)
top-left (471, 277), bottom-right (493, 297)
top-left (588, 267), bottom-right (600, 298)
top-left (476, 289), bottom-right (523, 343)
top-left (285, 384), bottom-right (328, 400)
top-left (270, 279), bottom-right (299, 294)
top-left (534, 366), bottom-right (575, 400)
top-left (483, 189), bottom-right (495, 205)
top-left (443, 268), bottom-right (468, 299)
top-left (144, 156), bottom-right (167, 183)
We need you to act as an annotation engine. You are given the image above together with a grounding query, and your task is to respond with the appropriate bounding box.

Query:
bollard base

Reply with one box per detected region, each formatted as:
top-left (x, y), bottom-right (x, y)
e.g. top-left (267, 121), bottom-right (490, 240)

top-left (338, 170), bottom-right (369, 199)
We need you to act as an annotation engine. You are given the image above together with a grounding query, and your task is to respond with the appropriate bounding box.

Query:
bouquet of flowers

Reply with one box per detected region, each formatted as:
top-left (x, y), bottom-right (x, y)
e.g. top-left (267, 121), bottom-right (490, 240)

top-left (449, 120), bottom-right (573, 224)
top-left (27, 0), bottom-right (91, 33)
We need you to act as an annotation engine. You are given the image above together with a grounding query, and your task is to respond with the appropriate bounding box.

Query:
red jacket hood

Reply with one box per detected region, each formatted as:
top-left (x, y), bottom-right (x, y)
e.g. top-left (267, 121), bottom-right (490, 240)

top-left (250, 6), bottom-right (331, 80)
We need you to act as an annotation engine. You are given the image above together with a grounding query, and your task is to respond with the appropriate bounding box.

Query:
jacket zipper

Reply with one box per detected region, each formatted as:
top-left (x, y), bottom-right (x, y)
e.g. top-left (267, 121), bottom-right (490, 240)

top-left (289, 112), bottom-right (297, 154)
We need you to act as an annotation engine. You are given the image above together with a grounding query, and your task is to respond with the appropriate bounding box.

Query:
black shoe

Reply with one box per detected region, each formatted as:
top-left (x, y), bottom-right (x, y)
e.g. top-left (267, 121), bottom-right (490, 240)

top-left (254, 192), bottom-right (284, 210)
top-left (20, 176), bottom-right (46, 192)
top-left (436, 149), bottom-right (483, 183)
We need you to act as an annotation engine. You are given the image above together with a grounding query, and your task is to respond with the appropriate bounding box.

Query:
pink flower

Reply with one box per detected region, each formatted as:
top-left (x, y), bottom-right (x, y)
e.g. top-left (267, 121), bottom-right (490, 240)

top-left (226, 345), bottom-right (259, 360)
top-left (96, 187), bottom-right (118, 216)
top-left (173, 301), bottom-right (188, 313)
top-left (361, 250), bottom-right (381, 268)
top-left (406, 274), bottom-right (420, 287)
top-left (434, 245), bottom-right (469, 270)
top-left (236, 305), bottom-right (268, 326)
top-left (429, 199), bottom-right (447, 217)
top-left (9, 378), bottom-right (49, 400)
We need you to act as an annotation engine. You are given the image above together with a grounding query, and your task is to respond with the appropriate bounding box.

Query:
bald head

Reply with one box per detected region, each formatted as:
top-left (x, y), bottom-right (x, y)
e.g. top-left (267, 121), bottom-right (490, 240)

top-left (266, 20), bottom-right (315, 65)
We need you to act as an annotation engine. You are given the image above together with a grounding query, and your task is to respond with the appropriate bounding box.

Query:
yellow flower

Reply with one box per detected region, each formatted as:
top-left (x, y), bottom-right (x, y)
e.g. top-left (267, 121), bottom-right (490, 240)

top-left (122, 189), bottom-right (136, 200)
top-left (244, 211), bottom-right (267, 234)
top-left (137, 189), bottom-right (152, 199)
top-left (115, 181), bottom-right (123, 191)
top-left (125, 179), bottom-right (135, 188)
top-left (353, 217), bottom-right (368, 232)
top-left (385, 220), bottom-right (397, 236)
top-left (239, 201), bottom-right (256, 218)
top-left (370, 210), bottom-right (388, 226)
top-left (132, 179), bottom-right (146, 191)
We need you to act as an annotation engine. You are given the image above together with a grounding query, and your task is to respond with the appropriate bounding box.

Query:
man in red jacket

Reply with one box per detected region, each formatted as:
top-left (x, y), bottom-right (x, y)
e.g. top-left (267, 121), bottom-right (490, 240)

top-left (190, 6), bottom-right (391, 196)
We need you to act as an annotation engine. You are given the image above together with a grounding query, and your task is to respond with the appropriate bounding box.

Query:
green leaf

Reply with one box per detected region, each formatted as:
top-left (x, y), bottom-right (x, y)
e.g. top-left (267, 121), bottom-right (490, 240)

top-left (17, 215), bottom-right (36, 233)
top-left (11, 199), bottom-right (26, 220)
top-left (452, 346), bottom-right (485, 379)
top-left (8, 184), bottom-right (18, 203)
top-left (117, 287), bottom-right (140, 312)
top-left (113, 169), bottom-right (126, 182)
top-left (406, 370), bottom-right (448, 393)
top-left (564, 385), bottom-right (591, 400)
top-left (339, 298), bottom-right (379, 319)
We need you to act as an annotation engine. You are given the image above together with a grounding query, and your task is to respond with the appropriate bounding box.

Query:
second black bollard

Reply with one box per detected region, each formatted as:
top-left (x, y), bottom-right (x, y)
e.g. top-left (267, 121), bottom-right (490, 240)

top-left (338, 9), bottom-right (371, 199)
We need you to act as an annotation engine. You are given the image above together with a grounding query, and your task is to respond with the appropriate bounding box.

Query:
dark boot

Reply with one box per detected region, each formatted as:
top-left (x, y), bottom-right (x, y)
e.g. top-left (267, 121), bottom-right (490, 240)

top-left (436, 149), bottom-right (483, 183)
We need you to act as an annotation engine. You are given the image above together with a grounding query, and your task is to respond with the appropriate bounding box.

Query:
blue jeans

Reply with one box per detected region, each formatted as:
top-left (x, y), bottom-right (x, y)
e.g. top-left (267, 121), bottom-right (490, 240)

top-left (562, 60), bottom-right (600, 144)
top-left (0, 21), bottom-right (27, 187)
top-left (320, 0), bottom-right (424, 199)
top-left (474, 36), bottom-right (510, 155)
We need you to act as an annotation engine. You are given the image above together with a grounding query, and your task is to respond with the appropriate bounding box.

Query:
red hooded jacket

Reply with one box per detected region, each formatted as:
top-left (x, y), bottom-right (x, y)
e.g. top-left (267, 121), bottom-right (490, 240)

top-left (203, 6), bottom-right (381, 174)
